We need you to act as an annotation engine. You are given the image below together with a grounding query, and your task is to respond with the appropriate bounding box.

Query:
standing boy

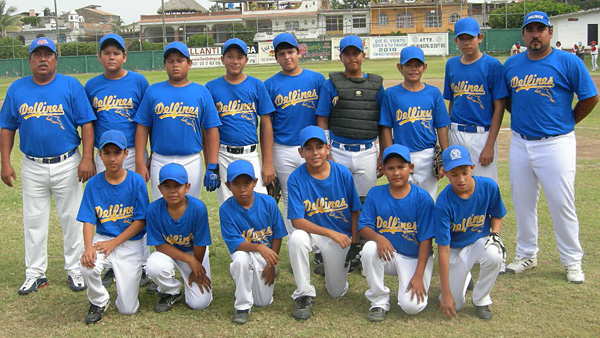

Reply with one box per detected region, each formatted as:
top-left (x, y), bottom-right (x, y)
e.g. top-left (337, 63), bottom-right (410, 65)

top-left (287, 126), bottom-right (362, 320)
top-left (78, 130), bottom-right (149, 324)
top-left (265, 33), bottom-right (326, 234)
top-left (206, 38), bottom-right (276, 205)
top-left (220, 160), bottom-right (287, 324)
top-left (379, 46), bottom-right (450, 200)
top-left (444, 17), bottom-right (507, 182)
top-left (134, 41), bottom-right (221, 201)
top-left (359, 144), bottom-right (435, 322)
top-left (145, 163), bottom-right (213, 312)
top-left (436, 145), bottom-right (506, 320)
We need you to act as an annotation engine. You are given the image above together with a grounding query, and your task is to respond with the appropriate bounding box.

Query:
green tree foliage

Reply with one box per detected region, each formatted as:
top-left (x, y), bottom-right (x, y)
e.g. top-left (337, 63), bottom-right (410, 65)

top-left (125, 39), bottom-right (163, 52)
top-left (0, 36), bottom-right (27, 58)
top-left (60, 42), bottom-right (98, 56)
top-left (226, 23), bottom-right (256, 45)
top-left (187, 34), bottom-right (214, 47)
top-left (330, 0), bottom-right (370, 9)
top-left (489, 0), bottom-right (579, 29)
top-left (21, 16), bottom-right (40, 27)
top-left (0, 0), bottom-right (20, 37)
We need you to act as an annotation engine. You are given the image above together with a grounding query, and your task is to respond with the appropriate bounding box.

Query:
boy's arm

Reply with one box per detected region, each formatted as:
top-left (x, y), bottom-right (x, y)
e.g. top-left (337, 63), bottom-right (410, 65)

top-left (447, 101), bottom-right (453, 118)
top-left (438, 244), bottom-right (456, 319)
top-left (80, 222), bottom-right (97, 269)
top-left (406, 238), bottom-right (432, 304)
top-left (191, 245), bottom-right (211, 293)
top-left (259, 114), bottom-right (275, 186)
top-left (359, 227), bottom-right (395, 261)
top-left (135, 124), bottom-right (150, 182)
top-left (93, 220), bottom-right (146, 257)
top-left (0, 128), bottom-right (17, 187)
top-left (236, 241), bottom-right (279, 267)
top-left (480, 98), bottom-right (505, 167)
top-left (436, 126), bottom-right (449, 150)
top-left (78, 122), bottom-right (96, 183)
top-left (261, 238), bottom-right (282, 286)
top-left (291, 218), bottom-right (350, 249)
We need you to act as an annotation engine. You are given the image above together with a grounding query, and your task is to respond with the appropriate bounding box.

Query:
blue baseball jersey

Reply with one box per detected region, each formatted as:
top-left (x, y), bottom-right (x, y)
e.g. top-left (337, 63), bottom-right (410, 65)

top-left (359, 184), bottom-right (435, 258)
top-left (288, 161), bottom-right (361, 237)
top-left (146, 196), bottom-right (212, 251)
top-left (0, 74), bottom-right (96, 157)
top-left (379, 84), bottom-right (451, 152)
top-left (435, 176), bottom-right (507, 248)
top-left (264, 69), bottom-right (326, 146)
top-left (77, 170), bottom-right (149, 241)
top-left (85, 71), bottom-right (149, 148)
top-left (134, 81), bottom-right (222, 156)
top-left (220, 192), bottom-right (287, 254)
top-left (443, 54), bottom-right (508, 127)
top-left (315, 75), bottom-right (385, 145)
top-left (205, 76), bottom-right (275, 146)
top-left (503, 49), bottom-right (598, 138)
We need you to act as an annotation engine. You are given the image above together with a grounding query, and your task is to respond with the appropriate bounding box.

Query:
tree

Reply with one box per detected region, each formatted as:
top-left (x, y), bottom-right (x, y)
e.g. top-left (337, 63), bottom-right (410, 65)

top-left (187, 34), bottom-right (214, 47)
top-left (226, 23), bottom-right (256, 45)
top-left (329, 0), bottom-right (370, 9)
top-left (489, 0), bottom-right (579, 29)
top-left (0, 36), bottom-right (27, 58)
top-left (21, 16), bottom-right (40, 27)
top-left (112, 17), bottom-right (124, 34)
top-left (0, 0), bottom-right (20, 37)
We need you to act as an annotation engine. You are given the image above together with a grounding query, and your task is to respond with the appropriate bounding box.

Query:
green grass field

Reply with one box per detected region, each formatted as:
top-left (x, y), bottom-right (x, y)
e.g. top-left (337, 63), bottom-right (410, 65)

top-left (0, 58), bottom-right (599, 337)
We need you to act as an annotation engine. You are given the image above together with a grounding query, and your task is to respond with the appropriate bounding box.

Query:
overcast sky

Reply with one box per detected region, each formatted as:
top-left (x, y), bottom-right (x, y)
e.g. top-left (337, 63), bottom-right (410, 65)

top-left (11, 0), bottom-right (214, 25)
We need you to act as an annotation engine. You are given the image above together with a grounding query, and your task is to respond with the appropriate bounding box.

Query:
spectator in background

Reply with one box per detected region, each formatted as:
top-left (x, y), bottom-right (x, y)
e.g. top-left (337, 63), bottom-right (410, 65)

top-left (555, 41), bottom-right (562, 50)
top-left (590, 41), bottom-right (598, 71)
top-left (577, 42), bottom-right (585, 61)
top-left (510, 41), bottom-right (521, 55)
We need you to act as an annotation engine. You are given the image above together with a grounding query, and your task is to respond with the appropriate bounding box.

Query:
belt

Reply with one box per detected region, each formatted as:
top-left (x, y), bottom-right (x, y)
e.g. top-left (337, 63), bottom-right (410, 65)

top-left (453, 123), bottom-right (490, 134)
top-left (220, 144), bottom-right (257, 154)
top-left (331, 141), bottom-right (374, 152)
top-left (515, 132), bottom-right (563, 141)
top-left (26, 148), bottom-right (77, 164)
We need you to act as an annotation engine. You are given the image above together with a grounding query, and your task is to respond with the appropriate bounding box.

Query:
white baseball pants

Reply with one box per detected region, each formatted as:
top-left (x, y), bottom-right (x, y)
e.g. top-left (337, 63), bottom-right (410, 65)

top-left (447, 237), bottom-right (502, 310)
top-left (509, 132), bottom-right (582, 266)
top-left (80, 235), bottom-right (144, 314)
top-left (146, 249), bottom-right (213, 310)
top-left (591, 53), bottom-right (598, 70)
top-left (288, 229), bottom-right (350, 300)
top-left (150, 152), bottom-right (203, 202)
top-left (449, 127), bottom-right (498, 183)
top-left (21, 151), bottom-right (84, 279)
top-left (409, 148), bottom-right (438, 200)
top-left (273, 142), bottom-right (304, 234)
top-left (330, 144), bottom-right (378, 197)
top-left (230, 251), bottom-right (275, 311)
top-left (361, 241), bottom-right (433, 314)
top-left (215, 145), bottom-right (267, 206)
top-left (95, 147), bottom-right (146, 173)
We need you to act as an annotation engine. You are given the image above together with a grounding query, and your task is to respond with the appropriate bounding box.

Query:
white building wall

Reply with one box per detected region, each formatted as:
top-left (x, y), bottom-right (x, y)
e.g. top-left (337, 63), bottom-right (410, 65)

top-left (551, 11), bottom-right (600, 50)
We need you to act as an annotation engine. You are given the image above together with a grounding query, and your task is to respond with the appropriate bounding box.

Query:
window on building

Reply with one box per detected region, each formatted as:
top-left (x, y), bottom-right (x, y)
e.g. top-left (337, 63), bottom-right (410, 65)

top-left (257, 21), bottom-right (272, 33)
top-left (449, 13), bottom-right (460, 23)
top-left (425, 11), bottom-right (441, 28)
top-left (378, 14), bottom-right (388, 26)
top-left (285, 21), bottom-right (300, 31)
top-left (396, 14), bottom-right (413, 28)
top-left (353, 15), bottom-right (366, 29)
top-left (326, 15), bottom-right (344, 32)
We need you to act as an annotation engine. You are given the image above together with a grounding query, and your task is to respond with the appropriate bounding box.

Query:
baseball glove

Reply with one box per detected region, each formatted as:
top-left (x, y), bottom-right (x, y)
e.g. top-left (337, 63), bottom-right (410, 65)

top-left (485, 232), bottom-right (506, 260)
top-left (266, 176), bottom-right (282, 203)
top-left (432, 143), bottom-right (443, 178)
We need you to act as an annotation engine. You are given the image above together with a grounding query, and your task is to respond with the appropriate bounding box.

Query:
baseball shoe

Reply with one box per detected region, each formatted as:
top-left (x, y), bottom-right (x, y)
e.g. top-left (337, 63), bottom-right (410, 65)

top-left (154, 292), bottom-right (182, 313)
top-left (232, 309), bottom-right (250, 325)
top-left (101, 268), bottom-right (115, 288)
top-left (146, 282), bottom-right (159, 294)
top-left (313, 253), bottom-right (325, 276)
top-left (85, 301), bottom-right (110, 325)
top-left (367, 307), bottom-right (386, 322)
top-left (474, 304), bottom-right (493, 320)
top-left (566, 263), bottom-right (585, 284)
top-left (292, 296), bottom-right (314, 320)
top-left (506, 256), bottom-right (537, 274)
top-left (139, 269), bottom-right (151, 287)
top-left (68, 274), bottom-right (87, 292)
top-left (18, 276), bottom-right (49, 295)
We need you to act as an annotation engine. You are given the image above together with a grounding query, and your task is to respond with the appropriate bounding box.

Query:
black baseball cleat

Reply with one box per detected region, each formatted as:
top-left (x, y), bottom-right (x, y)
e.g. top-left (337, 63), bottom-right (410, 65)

top-left (85, 302), bottom-right (110, 324)
top-left (154, 292), bottom-right (182, 313)
top-left (102, 268), bottom-right (115, 288)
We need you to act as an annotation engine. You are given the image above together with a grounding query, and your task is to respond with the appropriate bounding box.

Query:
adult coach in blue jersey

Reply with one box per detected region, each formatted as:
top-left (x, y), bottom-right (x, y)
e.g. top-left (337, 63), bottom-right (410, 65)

top-left (1, 37), bottom-right (96, 295)
top-left (503, 11), bottom-right (598, 283)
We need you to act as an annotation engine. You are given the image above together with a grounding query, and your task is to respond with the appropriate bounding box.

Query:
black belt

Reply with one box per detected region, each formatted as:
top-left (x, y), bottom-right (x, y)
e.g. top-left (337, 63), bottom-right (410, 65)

top-left (223, 144), bottom-right (257, 154)
top-left (516, 133), bottom-right (563, 141)
top-left (26, 148), bottom-right (77, 164)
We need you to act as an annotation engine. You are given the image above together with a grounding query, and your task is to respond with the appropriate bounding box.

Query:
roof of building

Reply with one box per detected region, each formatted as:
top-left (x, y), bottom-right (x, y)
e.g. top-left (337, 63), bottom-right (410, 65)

top-left (157, 0), bottom-right (209, 14)
top-left (549, 8), bottom-right (600, 19)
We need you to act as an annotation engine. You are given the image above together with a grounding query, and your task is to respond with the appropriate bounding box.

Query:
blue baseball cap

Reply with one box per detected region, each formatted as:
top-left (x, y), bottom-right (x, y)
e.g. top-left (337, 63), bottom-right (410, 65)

top-left (164, 41), bottom-right (190, 59)
top-left (400, 46), bottom-right (425, 65)
top-left (227, 160), bottom-right (255, 182)
top-left (99, 130), bottom-right (127, 150)
top-left (522, 11), bottom-right (552, 28)
top-left (159, 163), bottom-right (188, 185)
top-left (29, 37), bottom-right (57, 54)
top-left (223, 38), bottom-right (247, 55)
top-left (299, 126), bottom-right (328, 147)
top-left (442, 145), bottom-right (473, 172)
top-left (383, 144), bottom-right (411, 164)
top-left (273, 32), bottom-right (298, 50)
top-left (454, 17), bottom-right (481, 37)
top-left (99, 33), bottom-right (126, 51)
top-left (339, 35), bottom-right (364, 54)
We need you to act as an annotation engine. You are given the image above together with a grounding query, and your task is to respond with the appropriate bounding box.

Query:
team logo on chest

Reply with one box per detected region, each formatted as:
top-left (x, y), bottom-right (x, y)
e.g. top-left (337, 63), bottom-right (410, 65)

top-left (510, 74), bottom-right (555, 102)
top-left (451, 81), bottom-right (486, 109)
top-left (154, 102), bottom-right (199, 131)
top-left (451, 214), bottom-right (486, 233)
top-left (216, 100), bottom-right (257, 124)
top-left (395, 106), bottom-right (433, 131)
top-left (274, 89), bottom-right (318, 110)
top-left (93, 95), bottom-right (134, 121)
top-left (242, 226), bottom-right (273, 246)
top-left (19, 102), bottom-right (65, 129)
top-left (376, 216), bottom-right (419, 245)
top-left (95, 204), bottom-right (134, 224)
top-left (304, 197), bottom-right (348, 223)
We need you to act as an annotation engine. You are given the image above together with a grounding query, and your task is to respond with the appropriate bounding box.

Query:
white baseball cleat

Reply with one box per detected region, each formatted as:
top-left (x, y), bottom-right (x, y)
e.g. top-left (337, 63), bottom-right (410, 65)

top-left (506, 256), bottom-right (537, 274)
top-left (566, 263), bottom-right (585, 284)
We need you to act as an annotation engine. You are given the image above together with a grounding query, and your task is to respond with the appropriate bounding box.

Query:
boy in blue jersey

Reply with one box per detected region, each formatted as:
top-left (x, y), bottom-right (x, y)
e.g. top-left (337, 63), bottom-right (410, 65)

top-left (380, 46), bottom-right (450, 200)
top-left (359, 144), bottom-right (435, 322)
top-left (436, 145), bottom-right (506, 320)
top-left (145, 163), bottom-right (213, 312)
top-left (287, 126), bottom-right (362, 320)
top-left (220, 160), bottom-right (287, 324)
top-left (134, 42), bottom-right (221, 201)
top-left (265, 33), bottom-right (326, 235)
top-left (206, 38), bottom-right (276, 206)
top-left (78, 130), bottom-right (150, 324)
top-left (443, 18), bottom-right (507, 182)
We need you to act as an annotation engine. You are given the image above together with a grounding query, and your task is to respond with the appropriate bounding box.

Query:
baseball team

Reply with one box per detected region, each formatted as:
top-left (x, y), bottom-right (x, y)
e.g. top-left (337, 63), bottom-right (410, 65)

top-left (0, 11), bottom-right (597, 325)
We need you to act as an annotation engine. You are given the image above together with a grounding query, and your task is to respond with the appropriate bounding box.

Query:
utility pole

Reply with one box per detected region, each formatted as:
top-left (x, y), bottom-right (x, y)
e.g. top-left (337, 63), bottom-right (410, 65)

top-left (54, 0), bottom-right (61, 56)
top-left (161, 0), bottom-right (167, 46)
